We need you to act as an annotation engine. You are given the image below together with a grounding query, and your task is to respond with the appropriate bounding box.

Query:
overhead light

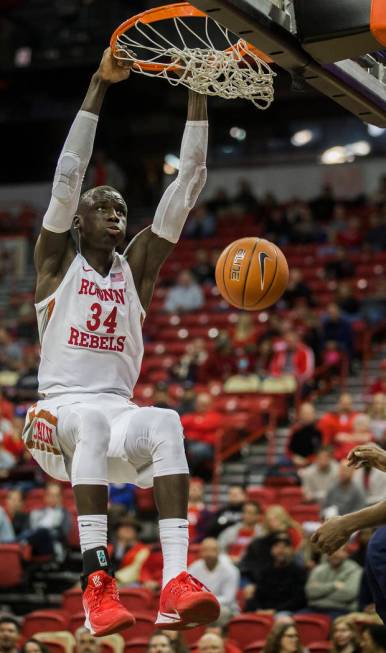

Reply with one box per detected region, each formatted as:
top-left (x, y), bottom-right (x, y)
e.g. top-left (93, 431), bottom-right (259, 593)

top-left (291, 129), bottom-right (313, 147)
top-left (164, 153), bottom-right (180, 170)
top-left (229, 127), bottom-right (246, 141)
top-left (320, 141), bottom-right (371, 165)
top-left (367, 124), bottom-right (386, 137)
top-left (163, 163), bottom-right (176, 175)
top-left (321, 146), bottom-right (350, 165)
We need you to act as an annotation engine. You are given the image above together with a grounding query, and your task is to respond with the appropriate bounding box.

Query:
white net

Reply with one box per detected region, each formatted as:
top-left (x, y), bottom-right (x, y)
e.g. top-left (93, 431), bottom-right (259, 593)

top-left (113, 14), bottom-right (276, 109)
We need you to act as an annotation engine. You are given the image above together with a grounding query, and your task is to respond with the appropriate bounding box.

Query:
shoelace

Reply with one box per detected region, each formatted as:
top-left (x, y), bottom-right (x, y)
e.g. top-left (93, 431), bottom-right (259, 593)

top-left (170, 573), bottom-right (208, 598)
top-left (87, 576), bottom-right (120, 611)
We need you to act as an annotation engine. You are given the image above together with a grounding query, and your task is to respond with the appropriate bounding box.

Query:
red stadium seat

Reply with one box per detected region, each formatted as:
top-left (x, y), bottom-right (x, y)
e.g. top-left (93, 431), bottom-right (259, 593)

top-left (135, 488), bottom-right (157, 515)
top-left (0, 544), bottom-right (24, 587)
top-left (276, 487), bottom-right (304, 503)
top-left (34, 638), bottom-right (68, 653)
top-left (290, 504), bottom-right (321, 523)
top-left (247, 487), bottom-right (277, 506)
top-left (68, 612), bottom-right (85, 634)
top-left (244, 641), bottom-right (266, 653)
top-left (228, 614), bottom-right (274, 649)
top-left (23, 611), bottom-right (69, 638)
top-left (183, 625), bottom-right (207, 647)
top-left (294, 615), bottom-right (331, 645)
top-left (62, 587), bottom-right (82, 614)
top-left (119, 588), bottom-right (153, 613)
top-left (124, 640), bottom-right (149, 653)
top-left (120, 612), bottom-right (155, 641)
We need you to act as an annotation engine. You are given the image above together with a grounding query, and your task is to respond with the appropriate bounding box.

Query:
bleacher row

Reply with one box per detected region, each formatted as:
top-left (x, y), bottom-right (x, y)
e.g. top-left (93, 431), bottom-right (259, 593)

top-left (6, 597), bottom-right (336, 652)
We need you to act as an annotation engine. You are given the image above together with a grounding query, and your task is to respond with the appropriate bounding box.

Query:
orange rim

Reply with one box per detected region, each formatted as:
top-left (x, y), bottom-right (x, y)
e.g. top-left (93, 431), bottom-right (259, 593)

top-left (110, 1), bottom-right (272, 72)
top-left (371, 0), bottom-right (386, 47)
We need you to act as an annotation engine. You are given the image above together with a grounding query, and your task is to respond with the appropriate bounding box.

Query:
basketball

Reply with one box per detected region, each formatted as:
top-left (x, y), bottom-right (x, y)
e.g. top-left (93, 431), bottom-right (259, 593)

top-left (215, 237), bottom-right (289, 311)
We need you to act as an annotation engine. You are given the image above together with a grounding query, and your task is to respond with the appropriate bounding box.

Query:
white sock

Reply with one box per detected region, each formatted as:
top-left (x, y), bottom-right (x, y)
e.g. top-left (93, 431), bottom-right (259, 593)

top-left (159, 518), bottom-right (189, 588)
top-left (77, 514), bottom-right (107, 554)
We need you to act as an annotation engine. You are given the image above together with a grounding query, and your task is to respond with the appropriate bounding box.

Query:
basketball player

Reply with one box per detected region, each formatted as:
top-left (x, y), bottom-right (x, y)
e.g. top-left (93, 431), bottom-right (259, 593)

top-left (312, 443), bottom-right (386, 623)
top-left (23, 48), bottom-right (219, 636)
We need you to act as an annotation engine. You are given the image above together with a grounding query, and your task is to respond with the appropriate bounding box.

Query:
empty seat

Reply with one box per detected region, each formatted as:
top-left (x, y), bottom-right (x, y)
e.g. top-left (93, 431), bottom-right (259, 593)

top-left (23, 612), bottom-right (69, 639)
top-left (228, 614), bottom-right (273, 649)
top-left (294, 615), bottom-right (331, 645)
top-left (120, 612), bottom-right (155, 641)
top-left (119, 588), bottom-right (152, 613)
top-left (0, 544), bottom-right (24, 588)
top-left (62, 587), bottom-right (82, 614)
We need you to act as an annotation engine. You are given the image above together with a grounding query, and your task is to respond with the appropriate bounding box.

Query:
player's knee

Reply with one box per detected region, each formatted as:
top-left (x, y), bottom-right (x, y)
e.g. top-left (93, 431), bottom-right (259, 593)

top-left (78, 407), bottom-right (110, 454)
top-left (149, 408), bottom-right (184, 450)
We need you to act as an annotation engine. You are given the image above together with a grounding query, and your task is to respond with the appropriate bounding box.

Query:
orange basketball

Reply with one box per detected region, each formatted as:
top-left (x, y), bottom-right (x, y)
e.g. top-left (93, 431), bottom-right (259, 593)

top-left (215, 237), bottom-right (289, 311)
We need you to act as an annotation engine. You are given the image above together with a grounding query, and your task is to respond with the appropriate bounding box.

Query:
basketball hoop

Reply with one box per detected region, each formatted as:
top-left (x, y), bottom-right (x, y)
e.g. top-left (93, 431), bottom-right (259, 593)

top-left (110, 2), bottom-right (276, 109)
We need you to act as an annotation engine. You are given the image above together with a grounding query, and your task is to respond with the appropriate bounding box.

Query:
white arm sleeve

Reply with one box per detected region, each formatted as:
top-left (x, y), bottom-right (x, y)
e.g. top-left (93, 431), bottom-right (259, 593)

top-left (151, 120), bottom-right (208, 243)
top-left (42, 110), bottom-right (98, 233)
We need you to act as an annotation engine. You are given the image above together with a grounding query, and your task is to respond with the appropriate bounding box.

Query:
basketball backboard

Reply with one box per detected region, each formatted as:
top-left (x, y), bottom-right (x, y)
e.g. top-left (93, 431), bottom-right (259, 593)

top-left (189, 0), bottom-right (386, 126)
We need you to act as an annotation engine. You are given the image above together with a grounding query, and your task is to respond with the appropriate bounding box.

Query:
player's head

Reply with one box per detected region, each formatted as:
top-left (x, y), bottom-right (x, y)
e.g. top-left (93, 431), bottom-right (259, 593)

top-left (73, 186), bottom-right (127, 251)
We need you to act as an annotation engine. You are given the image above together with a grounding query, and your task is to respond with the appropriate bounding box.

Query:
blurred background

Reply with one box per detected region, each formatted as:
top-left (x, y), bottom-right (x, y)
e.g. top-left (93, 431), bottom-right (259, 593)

top-left (1, 1), bottom-right (386, 652)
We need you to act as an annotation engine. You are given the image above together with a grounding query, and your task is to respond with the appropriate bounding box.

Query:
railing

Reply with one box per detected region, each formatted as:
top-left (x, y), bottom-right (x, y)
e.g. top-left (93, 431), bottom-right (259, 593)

top-left (211, 407), bottom-right (277, 509)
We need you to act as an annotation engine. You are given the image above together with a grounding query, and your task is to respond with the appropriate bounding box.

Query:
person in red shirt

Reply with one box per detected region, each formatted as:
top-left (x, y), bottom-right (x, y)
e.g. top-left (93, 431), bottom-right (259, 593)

top-left (369, 360), bottom-right (386, 395)
top-left (198, 331), bottom-right (238, 383)
top-left (333, 412), bottom-right (374, 461)
top-left (181, 393), bottom-right (224, 478)
top-left (270, 331), bottom-right (315, 385)
top-left (318, 392), bottom-right (358, 447)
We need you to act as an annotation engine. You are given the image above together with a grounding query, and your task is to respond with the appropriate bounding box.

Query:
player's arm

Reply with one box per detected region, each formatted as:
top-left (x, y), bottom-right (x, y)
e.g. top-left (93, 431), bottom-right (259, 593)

top-left (34, 48), bottom-right (131, 298)
top-left (125, 90), bottom-right (208, 312)
top-left (311, 500), bottom-right (386, 555)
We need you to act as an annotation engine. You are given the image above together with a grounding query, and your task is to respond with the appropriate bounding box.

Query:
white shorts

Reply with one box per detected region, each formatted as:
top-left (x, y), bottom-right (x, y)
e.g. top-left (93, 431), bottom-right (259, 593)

top-left (23, 393), bottom-right (165, 488)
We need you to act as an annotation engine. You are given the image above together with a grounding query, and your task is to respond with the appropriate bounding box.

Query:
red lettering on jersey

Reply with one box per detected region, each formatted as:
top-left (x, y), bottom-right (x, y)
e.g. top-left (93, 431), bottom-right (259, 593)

top-left (108, 337), bottom-right (117, 351)
top-left (68, 326), bottom-right (80, 345)
top-left (89, 335), bottom-right (99, 349)
top-left (117, 336), bottom-right (125, 352)
top-left (78, 279), bottom-right (90, 294)
top-left (99, 337), bottom-right (109, 350)
top-left (114, 288), bottom-right (125, 305)
top-left (79, 331), bottom-right (90, 347)
top-left (89, 282), bottom-right (97, 296)
top-left (104, 289), bottom-right (114, 302)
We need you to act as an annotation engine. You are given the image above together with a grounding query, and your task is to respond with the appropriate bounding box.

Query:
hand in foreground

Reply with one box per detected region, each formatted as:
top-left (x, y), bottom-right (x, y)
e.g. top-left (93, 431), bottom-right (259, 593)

top-left (347, 443), bottom-right (386, 472)
top-left (96, 47), bottom-right (132, 84)
top-left (311, 516), bottom-right (350, 554)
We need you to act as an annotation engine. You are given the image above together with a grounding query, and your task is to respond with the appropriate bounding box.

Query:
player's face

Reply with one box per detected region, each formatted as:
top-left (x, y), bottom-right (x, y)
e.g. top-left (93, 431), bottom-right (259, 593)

top-left (79, 189), bottom-right (127, 249)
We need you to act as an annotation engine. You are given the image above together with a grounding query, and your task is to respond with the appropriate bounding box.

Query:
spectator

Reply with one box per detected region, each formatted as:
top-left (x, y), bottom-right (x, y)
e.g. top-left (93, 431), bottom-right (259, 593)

top-left (301, 447), bottom-right (339, 503)
top-left (176, 382), bottom-right (196, 416)
top-left (245, 533), bottom-right (307, 613)
top-left (262, 505), bottom-right (303, 550)
top-left (148, 634), bottom-right (173, 653)
top-left (84, 150), bottom-right (127, 193)
top-left (369, 361), bottom-right (386, 396)
top-left (233, 178), bottom-right (258, 212)
top-left (318, 393), bottom-right (358, 447)
top-left (311, 184), bottom-right (336, 221)
top-left (330, 617), bottom-right (360, 653)
top-left (286, 402), bottom-right (323, 468)
top-left (321, 303), bottom-right (353, 359)
top-left (187, 477), bottom-right (211, 542)
top-left (189, 538), bottom-right (240, 622)
top-left (184, 204), bottom-right (217, 239)
top-left (28, 482), bottom-right (71, 560)
top-left (270, 331), bottom-right (315, 386)
top-left (367, 393), bottom-right (386, 444)
top-left (74, 628), bottom-right (101, 653)
top-left (353, 464), bottom-right (386, 505)
top-left (198, 634), bottom-right (225, 653)
top-left (207, 188), bottom-right (231, 215)
top-left (21, 642), bottom-right (50, 653)
top-left (305, 546), bottom-right (362, 617)
top-left (192, 249), bottom-right (215, 285)
top-left (283, 269), bottom-right (314, 309)
top-left (335, 282), bottom-right (361, 321)
top-left (230, 313), bottom-right (258, 351)
top-left (218, 501), bottom-right (262, 562)
top-left (14, 348), bottom-right (39, 402)
top-left (199, 332), bottom-right (237, 383)
top-left (207, 485), bottom-right (247, 537)
top-left (0, 506), bottom-right (15, 543)
top-left (325, 247), bottom-right (355, 281)
top-left (181, 393), bottom-right (223, 478)
top-left (0, 329), bottom-right (23, 372)
top-left (365, 212), bottom-right (386, 252)
top-left (159, 631), bottom-right (188, 653)
top-left (204, 627), bottom-right (242, 653)
top-left (361, 625), bottom-right (386, 653)
top-left (112, 516), bottom-right (150, 585)
top-left (5, 489), bottom-right (29, 536)
top-left (324, 461), bottom-right (366, 516)
top-left (152, 382), bottom-right (174, 409)
top-left (171, 338), bottom-right (208, 384)
top-left (0, 617), bottom-right (21, 653)
top-left (262, 622), bottom-right (305, 653)
top-left (336, 217), bottom-right (363, 249)
top-left (164, 270), bottom-right (204, 314)
top-left (333, 413), bottom-right (374, 461)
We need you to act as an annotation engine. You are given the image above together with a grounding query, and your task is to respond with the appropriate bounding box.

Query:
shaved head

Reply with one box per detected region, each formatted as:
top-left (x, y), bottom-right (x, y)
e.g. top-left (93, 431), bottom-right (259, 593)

top-left (78, 185), bottom-right (127, 214)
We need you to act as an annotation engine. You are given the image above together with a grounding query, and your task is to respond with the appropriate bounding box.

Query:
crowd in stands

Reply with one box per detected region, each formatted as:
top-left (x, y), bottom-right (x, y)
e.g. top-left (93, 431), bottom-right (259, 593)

top-left (0, 180), bottom-right (386, 649)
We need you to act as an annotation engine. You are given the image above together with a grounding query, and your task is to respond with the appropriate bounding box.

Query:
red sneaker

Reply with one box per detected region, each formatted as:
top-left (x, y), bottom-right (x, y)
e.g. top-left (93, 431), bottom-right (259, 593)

top-left (83, 570), bottom-right (135, 636)
top-left (155, 571), bottom-right (220, 630)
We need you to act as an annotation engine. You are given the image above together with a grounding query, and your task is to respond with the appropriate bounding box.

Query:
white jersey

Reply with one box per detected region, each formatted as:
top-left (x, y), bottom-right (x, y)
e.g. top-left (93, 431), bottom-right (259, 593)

top-left (36, 252), bottom-right (145, 398)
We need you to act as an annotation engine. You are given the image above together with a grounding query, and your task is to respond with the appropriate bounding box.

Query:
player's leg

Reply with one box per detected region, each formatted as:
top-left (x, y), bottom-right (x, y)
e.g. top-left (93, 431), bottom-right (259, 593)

top-left (58, 404), bottom-right (135, 636)
top-left (120, 406), bottom-right (220, 629)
